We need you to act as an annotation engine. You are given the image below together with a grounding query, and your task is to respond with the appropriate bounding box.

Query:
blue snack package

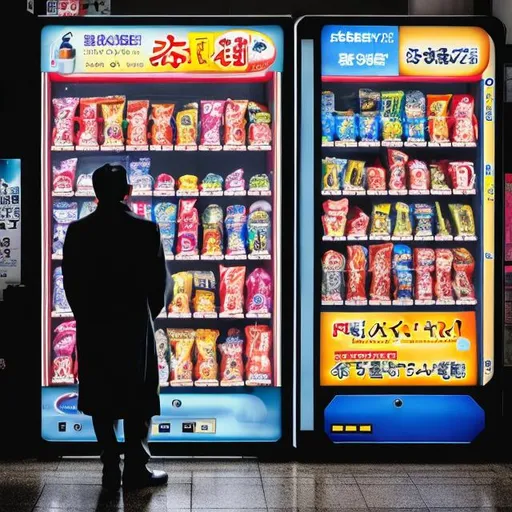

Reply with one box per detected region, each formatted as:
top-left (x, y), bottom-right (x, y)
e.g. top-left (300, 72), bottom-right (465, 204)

top-left (225, 204), bottom-right (247, 256)
top-left (154, 202), bottom-right (177, 239)
top-left (404, 90), bottom-right (426, 142)
top-left (322, 112), bottom-right (335, 143)
top-left (392, 245), bottom-right (413, 301)
top-left (79, 201), bottom-right (97, 219)
top-left (405, 118), bottom-right (426, 142)
top-left (334, 111), bottom-right (357, 141)
top-left (359, 114), bottom-right (380, 142)
top-left (53, 201), bottom-right (78, 224)
top-left (53, 266), bottom-right (71, 312)
top-left (413, 203), bottom-right (434, 237)
top-left (201, 173), bottom-right (223, 192)
top-left (337, 158), bottom-right (348, 186)
top-left (52, 223), bottom-right (68, 257)
top-left (322, 91), bottom-right (335, 113)
top-left (129, 157), bottom-right (153, 193)
top-left (248, 201), bottom-right (272, 256)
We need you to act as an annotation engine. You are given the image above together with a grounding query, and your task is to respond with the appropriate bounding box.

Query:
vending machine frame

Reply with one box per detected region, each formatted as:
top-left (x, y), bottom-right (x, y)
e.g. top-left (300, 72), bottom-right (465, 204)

top-left (294, 15), bottom-right (505, 461)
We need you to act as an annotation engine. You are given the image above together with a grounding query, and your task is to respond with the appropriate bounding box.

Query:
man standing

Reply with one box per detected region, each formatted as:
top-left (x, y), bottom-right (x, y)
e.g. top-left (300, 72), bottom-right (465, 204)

top-left (62, 164), bottom-right (168, 491)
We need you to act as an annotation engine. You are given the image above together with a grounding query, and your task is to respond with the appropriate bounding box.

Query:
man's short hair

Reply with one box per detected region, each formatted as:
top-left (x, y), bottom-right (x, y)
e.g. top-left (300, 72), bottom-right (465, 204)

top-left (92, 164), bottom-right (129, 203)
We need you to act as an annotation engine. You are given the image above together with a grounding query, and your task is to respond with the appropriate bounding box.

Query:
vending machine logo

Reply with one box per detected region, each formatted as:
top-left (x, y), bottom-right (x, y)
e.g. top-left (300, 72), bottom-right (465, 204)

top-left (54, 393), bottom-right (79, 415)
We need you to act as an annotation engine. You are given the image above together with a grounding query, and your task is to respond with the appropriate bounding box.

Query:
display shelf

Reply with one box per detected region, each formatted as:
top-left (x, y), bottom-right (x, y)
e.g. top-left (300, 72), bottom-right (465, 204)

top-left (321, 189), bottom-right (475, 196)
top-left (195, 380), bottom-right (220, 387)
top-left (51, 311), bottom-right (74, 318)
top-left (321, 299), bottom-right (477, 307)
top-left (321, 141), bottom-right (477, 149)
top-left (158, 312), bottom-right (272, 320)
top-left (52, 145), bottom-right (272, 153)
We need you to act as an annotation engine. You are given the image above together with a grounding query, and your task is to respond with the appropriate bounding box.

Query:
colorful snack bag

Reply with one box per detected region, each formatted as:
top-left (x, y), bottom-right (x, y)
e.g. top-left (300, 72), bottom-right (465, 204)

top-left (53, 158), bottom-right (77, 195)
top-left (77, 98), bottom-right (100, 146)
top-left (392, 202), bottom-right (412, 237)
top-left (380, 91), bottom-right (404, 140)
top-left (321, 250), bottom-right (345, 303)
top-left (359, 113), bottom-right (380, 142)
top-left (79, 201), bottom-right (97, 219)
top-left (201, 174), bottom-right (223, 193)
top-left (52, 321), bottom-right (77, 384)
top-left (449, 204), bottom-right (476, 237)
top-left (101, 96), bottom-right (126, 146)
top-left (452, 247), bottom-right (476, 301)
top-left (343, 160), bottom-right (365, 190)
top-left (76, 173), bottom-right (94, 196)
top-left (155, 329), bottom-right (170, 386)
top-left (370, 203), bottom-right (391, 237)
top-left (366, 162), bottom-right (387, 192)
top-left (245, 325), bottom-right (272, 384)
top-left (414, 248), bottom-right (435, 301)
top-left (448, 162), bottom-right (475, 191)
top-left (334, 111), bottom-right (357, 141)
top-left (193, 271), bottom-right (216, 313)
top-left (408, 159), bottom-right (430, 191)
top-left (248, 101), bottom-right (272, 146)
top-left (346, 245), bottom-right (367, 301)
top-left (246, 268), bottom-right (273, 314)
top-left (249, 174), bottom-right (271, 193)
top-left (177, 174), bottom-right (199, 193)
top-left (388, 149), bottom-right (408, 191)
top-left (126, 100), bottom-right (149, 146)
top-left (346, 207), bottom-right (369, 237)
top-left (435, 201), bottom-right (451, 237)
top-left (427, 94), bottom-right (452, 142)
top-left (450, 94), bottom-right (477, 143)
top-left (225, 169), bottom-right (245, 193)
top-left (392, 245), bottom-right (413, 301)
top-left (435, 249), bottom-right (454, 301)
top-left (155, 173), bottom-right (175, 194)
top-left (53, 201), bottom-right (78, 224)
top-left (176, 103), bottom-right (198, 146)
top-left (53, 266), bottom-right (71, 312)
top-left (321, 91), bottom-right (335, 112)
top-left (248, 202), bottom-right (272, 255)
top-left (219, 265), bottom-right (246, 315)
top-left (52, 98), bottom-right (79, 147)
top-left (194, 329), bottom-right (220, 383)
top-left (225, 205), bottom-right (247, 255)
top-left (151, 104), bottom-right (175, 146)
top-left (202, 204), bottom-right (224, 256)
top-left (404, 90), bottom-right (426, 142)
top-left (130, 200), bottom-right (152, 220)
top-left (413, 203), bottom-right (434, 237)
top-left (322, 157), bottom-right (341, 192)
top-left (129, 157), bottom-right (153, 193)
top-left (224, 99), bottom-right (248, 146)
top-left (154, 202), bottom-right (177, 240)
top-left (53, 223), bottom-right (69, 257)
top-left (219, 329), bottom-right (245, 385)
top-left (369, 243), bottom-right (393, 301)
top-left (322, 199), bottom-right (349, 237)
top-left (200, 100), bottom-right (226, 146)
top-left (169, 271), bottom-right (193, 314)
top-left (177, 199), bottom-right (199, 256)
top-left (430, 161), bottom-right (451, 191)
top-left (168, 328), bottom-right (195, 384)
top-left (360, 89), bottom-right (380, 113)
top-left (322, 112), bottom-right (335, 143)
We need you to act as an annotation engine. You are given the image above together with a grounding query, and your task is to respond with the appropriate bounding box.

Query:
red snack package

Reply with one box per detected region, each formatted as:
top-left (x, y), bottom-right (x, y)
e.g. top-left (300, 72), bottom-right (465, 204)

top-left (452, 248), bottom-right (476, 301)
top-left (322, 198), bottom-right (349, 237)
top-left (177, 199), bottom-right (199, 256)
top-left (388, 149), bottom-right (409, 191)
top-left (346, 245), bottom-right (367, 301)
top-left (200, 100), bottom-right (225, 146)
top-left (219, 328), bottom-right (245, 386)
top-left (435, 248), bottom-right (454, 301)
top-left (155, 173), bottom-right (175, 193)
top-left (52, 321), bottom-right (77, 385)
top-left (450, 94), bottom-right (477, 143)
top-left (369, 243), bottom-right (393, 301)
top-left (53, 158), bottom-right (77, 195)
top-left (127, 100), bottom-right (149, 146)
top-left (414, 248), bottom-right (435, 301)
top-left (245, 324), bottom-right (272, 385)
top-left (408, 159), bottom-right (430, 190)
top-left (224, 99), bottom-right (248, 146)
top-left (246, 268), bottom-right (272, 314)
top-left (151, 104), bottom-right (175, 146)
top-left (248, 101), bottom-right (272, 146)
top-left (448, 161), bottom-right (475, 191)
top-left (101, 96), bottom-right (126, 146)
top-left (367, 162), bottom-right (387, 191)
top-left (77, 98), bottom-right (100, 146)
top-left (52, 97), bottom-right (79, 147)
top-left (194, 329), bottom-right (219, 383)
top-left (219, 265), bottom-right (246, 315)
top-left (346, 207), bottom-right (369, 237)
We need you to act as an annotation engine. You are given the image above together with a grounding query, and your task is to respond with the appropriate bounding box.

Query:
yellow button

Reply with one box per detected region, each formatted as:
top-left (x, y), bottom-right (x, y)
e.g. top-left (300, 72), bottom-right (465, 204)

top-left (331, 425), bottom-right (344, 432)
top-left (345, 425), bottom-right (357, 432)
top-left (359, 425), bottom-right (372, 433)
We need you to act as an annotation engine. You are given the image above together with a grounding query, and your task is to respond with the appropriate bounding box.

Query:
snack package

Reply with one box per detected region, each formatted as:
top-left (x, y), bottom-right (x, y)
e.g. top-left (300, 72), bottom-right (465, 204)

top-left (246, 268), bottom-right (272, 314)
top-left (77, 98), bottom-right (100, 146)
top-left (370, 203), bottom-right (391, 236)
top-left (193, 271), bottom-right (216, 313)
top-left (452, 247), bottom-right (476, 301)
top-left (380, 91), bottom-right (405, 141)
top-left (201, 173), bottom-right (223, 193)
top-left (392, 202), bottom-right (412, 237)
top-left (154, 202), bottom-right (177, 240)
top-left (76, 173), bottom-right (94, 196)
top-left (219, 265), bottom-right (246, 315)
top-left (346, 245), bottom-right (367, 301)
top-left (176, 103), bottom-right (198, 146)
top-left (334, 111), bottom-right (358, 141)
top-left (414, 248), bottom-right (435, 301)
top-left (155, 173), bottom-right (175, 194)
top-left (53, 266), bottom-right (71, 312)
top-left (322, 112), bottom-right (335, 143)
top-left (169, 271), bottom-right (193, 314)
top-left (408, 159), bottom-right (430, 191)
top-left (369, 243), bottom-right (393, 301)
top-left (388, 149), bottom-right (409, 191)
top-left (343, 160), bottom-right (365, 190)
top-left (52, 321), bottom-right (77, 384)
top-left (151, 104), bottom-right (175, 146)
top-left (101, 96), bottom-right (126, 146)
top-left (53, 223), bottom-right (69, 257)
top-left (245, 325), bottom-right (272, 384)
top-left (321, 250), bottom-right (346, 303)
top-left (126, 100), bottom-right (149, 146)
top-left (359, 113), bottom-right (380, 142)
top-left (449, 204), bottom-right (476, 237)
top-left (249, 174), bottom-right (271, 193)
top-left (129, 157), bottom-right (153, 193)
top-left (248, 101), bottom-right (272, 146)
top-left (392, 245), bottom-right (413, 301)
top-left (435, 201), bottom-right (451, 237)
top-left (346, 207), bottom-right (369, 237)
top-left (404, 90), bottom-right (426, 142)
top-left (322, 157), bottom-right (341, 192)
top-left (450, 94), bottom-right (477, 143)
top-left (177, 174), bottom-right (199, 193)
top-left (413, 203), bottom-right (434, 238)
top-left (79, 201), bottom-right (97, 219)
top-left (53, 201), bottom-right (78, 224)
top-left (219, 328), bottom-right (245, 385)
top-left (224, 99), bottom-right (248, 146)
top-left (168, 328), bottom-right (195, 384)
top-left (200, 100), bottom-right (226, 146)
top-left (322, 199), bottom-right (349, 237)
top-left (360, 89), bottom-right (380, 114)
top-left (194, 329), bottom-right (220, 383)
top-left (435, 248), bottom-right (454, 301)
top-left (448, 161), bottom-right (475, 191)
top-left (53, 158), bottom-right (77, 195)
top-left (202, 204), bottom-right (224, 256)
top-left (155, 329), bottom-right (170, 386)
top-left (225, 205), bottom-right (247, 255)
top-left (248, 201), bottom-right (272, 255)
top-left (427, 94), bottom-right (452, 142)
top-left (52, 98), bottom-right (79, 147)
top-left (430, 161), bottom-right (451, 191)
top-left (366, 162), bottom-right (387, 191)
top-left (225, 169), bottom-right (245, 193)
top-left (130, 200), bottom-right (152, 220)
top-left (321, 91), bottom-right (335, 112)
top-left (176, 199), bottom-right (199, 256)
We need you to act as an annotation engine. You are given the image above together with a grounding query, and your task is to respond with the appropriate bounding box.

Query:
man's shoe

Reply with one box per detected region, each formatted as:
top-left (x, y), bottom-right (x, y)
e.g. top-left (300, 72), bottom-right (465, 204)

top-left (123, 466), bottom-right (168, 490)
top-left (102, 467), bottom-right (122, 492)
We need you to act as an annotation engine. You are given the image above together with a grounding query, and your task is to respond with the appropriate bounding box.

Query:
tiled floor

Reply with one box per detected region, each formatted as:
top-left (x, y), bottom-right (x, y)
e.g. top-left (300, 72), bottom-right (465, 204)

top-left (1, 459), bottom-right (512, 511)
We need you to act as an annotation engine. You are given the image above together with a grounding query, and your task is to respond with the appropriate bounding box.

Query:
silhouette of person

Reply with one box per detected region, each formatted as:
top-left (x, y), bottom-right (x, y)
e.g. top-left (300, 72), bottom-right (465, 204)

top-left (62, 164), bottom-right (168, 491)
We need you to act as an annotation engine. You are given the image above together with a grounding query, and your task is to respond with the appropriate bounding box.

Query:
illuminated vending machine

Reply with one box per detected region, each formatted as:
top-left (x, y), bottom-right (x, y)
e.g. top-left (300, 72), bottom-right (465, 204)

top-left (296, 18), bottom-right (504, 450)
top-left (41, 20), bottom-right (289, 453)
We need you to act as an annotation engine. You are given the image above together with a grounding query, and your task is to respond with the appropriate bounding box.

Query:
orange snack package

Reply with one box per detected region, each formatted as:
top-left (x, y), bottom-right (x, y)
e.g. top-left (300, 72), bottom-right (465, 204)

top-left (127, 100), bottom-right (149, 146)
top-left (219, 266), bottom-right (246, 315)
top-left (427, 94), bottom-right (451, 142)
top-left (219, 328), bottom-right (245, 386)
top-left (194, 329), bottom-right (220, 383)
top-left (245, 324), bottom-right (272, 385)
top-left (168, 328), bottom-right (195, 385)
top-left (151, 104), bottom-right (175, 146)
top-left (101, 96), bottom-right (126, 146)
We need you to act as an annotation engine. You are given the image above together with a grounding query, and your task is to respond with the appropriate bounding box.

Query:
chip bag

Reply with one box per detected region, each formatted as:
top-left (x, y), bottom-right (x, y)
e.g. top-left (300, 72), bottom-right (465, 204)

top-left (177, 174), bottom-right (199, 193)
top-left (346, 245), bottom-right (367, 301)
top-left (413, 203), bottom-right (434, 238)
top-left (414, 248), bottom-right (435, 301)
top-left (176, 103), bottom-right (198, 146)
top-left (127, 100), bottom-right (149, 146)
top-left (194, 329), bottom-right (219, 383)
top-left (200, 100), bottom-right (225, 146)
top-left (369, 243), bottom-right (393, 301)
top-left (392, 202), bottom-right (412, 237)
top-left (202, 204), bottom-right (224, 256)
top-left (404, 90), bottom-right (426, 142)
top-left (448, 161), bottom-right (475, 191)
top-left (430, 161), bottom-right (451, 191)
top-left (248, 201), bottom-right (271, 255)
top-left (245, 324), bottom-right (272, 385)
top-left (408, 159), bottom-right (430, 191)
top-left (249, 174), bottom-right (271, 193)
top-left (52, 321), bottom-right (77, 384)
top-left (151, 104), bottom-right (175, 146)
top-left (322, 157), bottom-right (341, 192)
top-left (101, 96), bottom-right (126, 146)
top-left (52, 97), bottom-right (79, 147)
top-left (177, 199), bottom-right (199, 256)
top-left (450, 94), bottom-right (477, 143)
top-left (154, 202), bottom-right (177, 240)
top-left (334, 111), bottom-right (357, 141)
top-left (225, 205), bottom-right (247, 255)
top-left (449, 204), bottom-right (475, 237)
top-left (77, 98), bottom-right (100, 146)
top-left (53, 266), bottom-right (71, 312)
top-left (427, 94), bottom-right (451, 142)
top-left (370, 203), bottom-right (391, 236)
top-left (169, 271), bottom-right (193, 314)
top-left (193, 271), bottom-right (216, 313)
top-left (435, 248), bottom-right (454, 301)
top-left (246, 268), bottom-right (272, 314)
top-left (346, 207), bottom-right (369, 237)
top-left (219, 329), bottom-right (245, 385)
top-left (321, 250), bottom-right (345, 303)
top-left (155, 173), bottom-right (176, 194)
top-left (343, 160), bottom-right (365, 190)
top-left (452, 247), bottom-right (476, 300)
top-left (225, 169), bottom-right (245, 193)
top-left (392, 245), bottom-right (413, 301)
top-left (155, 329), bottom-right (170, 386)
top-left (224, 99), bottom-right (248, 146)
top-left (168, 328), bottom-right (195, 384)
top-left (201, 174), bottom-right (223, 193)
top-left (322, 199), bottom-right (349, 237)
top-left (366, 162), bottom-right (387, 192)
top-left (53, 158), bottom-right (77, 195)
top-left (129, 157), bottom-right (153, 194)
top-left (219, 265), bottom-right (246, 315)
top-left (248, 101), bottom-right (272, 146)
top-left (388, 149), bottom-right (408, 191)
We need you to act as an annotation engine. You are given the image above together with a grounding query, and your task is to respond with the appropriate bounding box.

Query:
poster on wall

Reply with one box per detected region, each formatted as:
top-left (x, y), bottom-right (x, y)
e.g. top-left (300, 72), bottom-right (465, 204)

top-left (0, 160), bottom-right (21, 300)
top-left (46, 1), bottom-right (111, 16)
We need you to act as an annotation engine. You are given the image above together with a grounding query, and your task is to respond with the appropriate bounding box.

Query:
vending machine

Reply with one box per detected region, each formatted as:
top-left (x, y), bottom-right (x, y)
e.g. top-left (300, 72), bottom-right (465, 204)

top-left (295, 17), bottom-right (504, 453)
top-left (41, 19), bottom-right (290, 454)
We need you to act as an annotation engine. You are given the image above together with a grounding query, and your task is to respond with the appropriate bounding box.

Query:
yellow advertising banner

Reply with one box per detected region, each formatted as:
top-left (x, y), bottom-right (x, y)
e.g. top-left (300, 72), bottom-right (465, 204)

top-left (320, 311), bottom-right (478, 386)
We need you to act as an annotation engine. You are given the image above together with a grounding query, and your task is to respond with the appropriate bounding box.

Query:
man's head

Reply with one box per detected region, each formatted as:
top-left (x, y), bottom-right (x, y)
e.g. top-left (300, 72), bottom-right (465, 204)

top-left (92, 164), bottom-right (130, 204)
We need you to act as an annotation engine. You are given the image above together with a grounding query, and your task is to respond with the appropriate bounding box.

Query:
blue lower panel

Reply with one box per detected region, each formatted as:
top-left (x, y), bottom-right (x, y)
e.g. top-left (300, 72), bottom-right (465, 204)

top-left (42, 387), bottom-right (281, 442)
top-left (324, 395), bottom-right (484, 444)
